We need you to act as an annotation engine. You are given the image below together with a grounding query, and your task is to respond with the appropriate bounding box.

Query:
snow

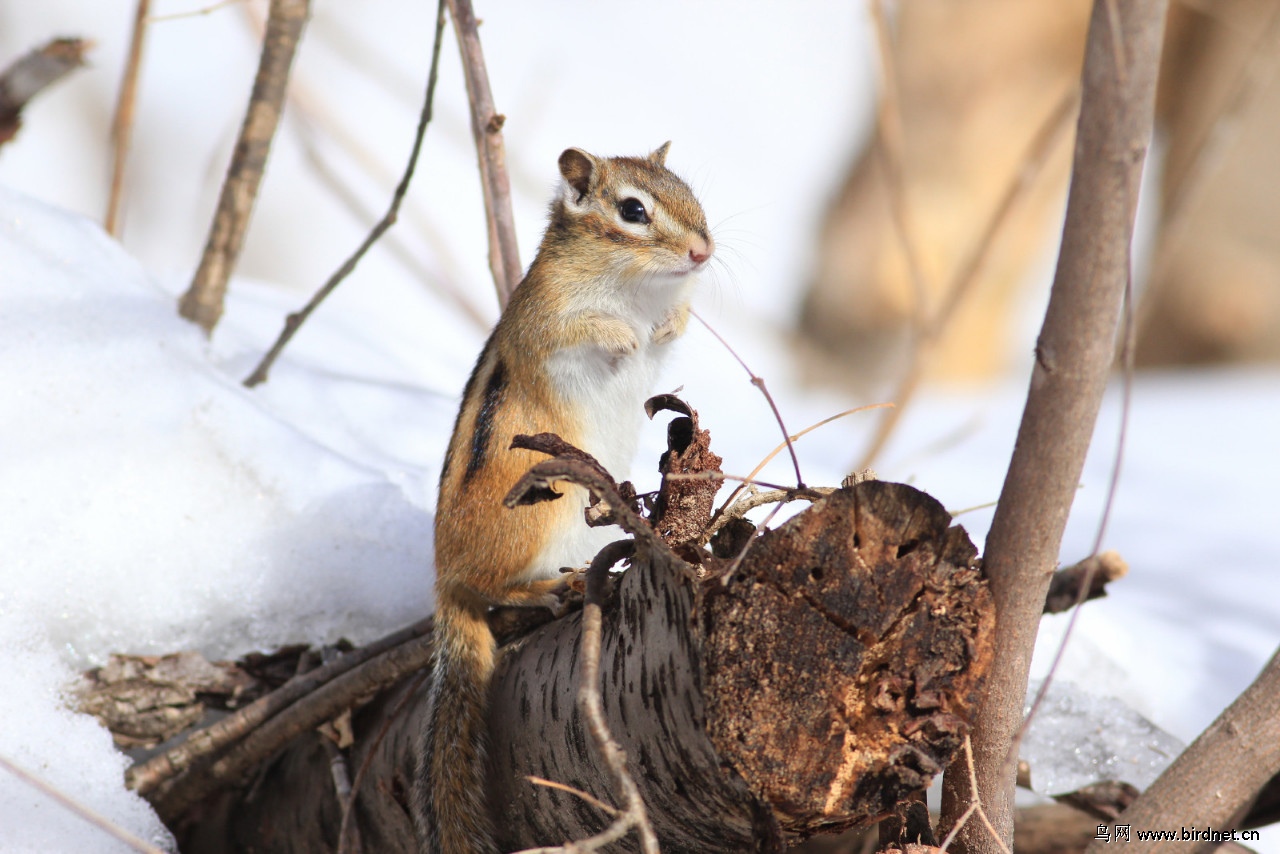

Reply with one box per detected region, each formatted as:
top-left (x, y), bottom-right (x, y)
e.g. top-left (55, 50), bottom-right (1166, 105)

top-left (1020, 680), bottom-right (1186, 796)
top-left (1, 1), bottom-right (1278, 850)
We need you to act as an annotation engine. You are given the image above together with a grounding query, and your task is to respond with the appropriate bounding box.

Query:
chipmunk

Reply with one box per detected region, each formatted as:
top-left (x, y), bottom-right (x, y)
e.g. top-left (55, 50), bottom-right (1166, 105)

top-left (413, 143), bottom-right (714, 853)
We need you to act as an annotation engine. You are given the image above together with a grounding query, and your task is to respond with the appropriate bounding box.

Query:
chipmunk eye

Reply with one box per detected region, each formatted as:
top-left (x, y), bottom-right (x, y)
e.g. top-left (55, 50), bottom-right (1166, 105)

top-left (618, 197), bottom-right (650, 225)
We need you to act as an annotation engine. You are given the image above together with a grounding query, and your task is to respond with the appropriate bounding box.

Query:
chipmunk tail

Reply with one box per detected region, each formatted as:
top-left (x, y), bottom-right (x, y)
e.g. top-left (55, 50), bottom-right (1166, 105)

top-left (414, 593), bottom-right (500, 854)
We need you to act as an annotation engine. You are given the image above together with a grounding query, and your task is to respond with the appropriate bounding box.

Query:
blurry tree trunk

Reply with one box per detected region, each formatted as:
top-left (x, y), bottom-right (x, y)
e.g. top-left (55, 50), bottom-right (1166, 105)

top-left (800, 0), bottom-right (1280, 391)
top-left (798, 0), bottom-right (1090, 389)
top-left (1138, 0), bottom-right (1280, 366)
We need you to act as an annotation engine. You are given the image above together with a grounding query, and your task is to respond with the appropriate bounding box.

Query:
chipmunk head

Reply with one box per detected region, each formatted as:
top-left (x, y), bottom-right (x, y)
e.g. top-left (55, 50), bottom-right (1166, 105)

top-left (549, 143), bottom-right (714, 283)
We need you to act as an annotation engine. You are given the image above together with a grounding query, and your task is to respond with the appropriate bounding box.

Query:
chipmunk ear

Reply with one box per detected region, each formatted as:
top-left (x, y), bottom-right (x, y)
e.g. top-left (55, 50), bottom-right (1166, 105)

top-left (558, 148), bottom-right (597, 203)
top-left (648, 141), bottom-right (672, 166)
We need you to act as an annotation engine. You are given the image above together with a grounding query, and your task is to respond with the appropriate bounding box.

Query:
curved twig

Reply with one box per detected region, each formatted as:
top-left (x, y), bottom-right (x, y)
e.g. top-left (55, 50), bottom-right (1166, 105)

top-left (513, 539), bottom-right (659, 854)
top-left (243, 0), bottom-right (447, 386)
top-left (690, 309), bottom-right (804, 489)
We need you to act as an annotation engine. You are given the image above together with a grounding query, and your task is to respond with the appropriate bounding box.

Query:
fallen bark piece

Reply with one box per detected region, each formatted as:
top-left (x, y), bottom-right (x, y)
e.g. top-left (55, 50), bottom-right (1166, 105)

top-left (77, 651), bottom-right (260, 750)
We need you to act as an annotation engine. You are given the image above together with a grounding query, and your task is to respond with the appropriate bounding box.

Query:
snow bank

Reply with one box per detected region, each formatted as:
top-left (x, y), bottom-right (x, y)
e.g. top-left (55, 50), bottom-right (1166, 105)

top-left (0, 187), bottom-right (433, 850)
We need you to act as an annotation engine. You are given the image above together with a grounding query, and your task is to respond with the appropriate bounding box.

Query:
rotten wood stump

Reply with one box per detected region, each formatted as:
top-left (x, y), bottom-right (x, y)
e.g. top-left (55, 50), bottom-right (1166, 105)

top-left (174, 480), bottom-right (993, 853)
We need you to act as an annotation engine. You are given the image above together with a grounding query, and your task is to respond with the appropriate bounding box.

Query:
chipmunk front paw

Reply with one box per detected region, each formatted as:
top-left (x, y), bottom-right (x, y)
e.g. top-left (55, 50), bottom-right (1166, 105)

top-left (592, 314), bottom-right (640, 357)
top-left (651, 304), bottom-right (690, 345)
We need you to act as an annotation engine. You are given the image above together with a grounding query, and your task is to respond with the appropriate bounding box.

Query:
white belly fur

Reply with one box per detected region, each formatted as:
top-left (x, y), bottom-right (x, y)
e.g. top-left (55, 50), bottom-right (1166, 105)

top-left (525, 319), bottom-right (671, 577)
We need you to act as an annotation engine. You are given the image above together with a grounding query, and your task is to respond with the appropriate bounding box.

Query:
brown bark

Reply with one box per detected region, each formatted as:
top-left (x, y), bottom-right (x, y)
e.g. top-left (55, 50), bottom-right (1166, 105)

top-left (168, 480), bottom-right (993, 853)
top-left (938, 2), bottom-right (1167, 852)
top-left (178, 0), bottom-right (309, 334)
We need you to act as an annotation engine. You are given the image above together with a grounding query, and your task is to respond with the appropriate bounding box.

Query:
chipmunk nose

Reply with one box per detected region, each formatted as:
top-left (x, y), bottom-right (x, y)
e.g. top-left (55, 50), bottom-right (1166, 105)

top-left (689, 235), bottom-right (714, 266)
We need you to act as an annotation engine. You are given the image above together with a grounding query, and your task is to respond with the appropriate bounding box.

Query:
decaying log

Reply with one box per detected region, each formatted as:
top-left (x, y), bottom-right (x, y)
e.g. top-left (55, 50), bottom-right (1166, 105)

top-left (171, 478), bottom-right (992, 853)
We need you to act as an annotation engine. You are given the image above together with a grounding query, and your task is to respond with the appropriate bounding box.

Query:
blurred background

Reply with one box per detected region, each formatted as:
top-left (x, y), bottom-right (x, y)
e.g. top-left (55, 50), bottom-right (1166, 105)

top-left (4, 0), bottom-right (1279, 400)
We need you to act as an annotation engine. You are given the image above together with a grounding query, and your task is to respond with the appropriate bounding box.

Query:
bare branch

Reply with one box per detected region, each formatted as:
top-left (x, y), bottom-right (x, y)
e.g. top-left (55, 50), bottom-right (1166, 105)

top-left (1042, 551), bottom-right (1128, 614)
top-left (690, 309), bottom-right (804, 488)
top-left (0, 37), bottom-right (90, 148)
top-left (243, 0), bottom-right (447, 387)
top-left (149, 632), bottom-right (436, 823)
top-left (705, 485), bottom-right (832, 541)
top-left (0, 753), bottom-right (166, 854)
top-left (105, 0), bottom-right (150, 236)
top-left (148, 0), bottom-right (245, 23)
top-left (938, 2), bottom-right (1167, 851)
top-left (714, 402), bottom-right (890, 530)
top-left (1086, 649), bottom-right (1280, 853)
top-left (178, 0), bottom-right (310, 334)
top-left (446, 0), bottom-right (522, 304)
top-left (126, 616), bottom-right (433, 797)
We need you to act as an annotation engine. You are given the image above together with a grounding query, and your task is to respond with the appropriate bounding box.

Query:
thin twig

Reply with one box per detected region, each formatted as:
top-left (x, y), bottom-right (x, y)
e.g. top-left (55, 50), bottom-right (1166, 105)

top-left (0, 753), bottom-right (167, 854)
top-left (105, 0), bottom-right (150, 236)
top-left (446, 0), bottom-right (522, 304)
top-left (127, 616), bottom-right (433, 796)
top-left (857, 86), bottom-right (1079, 471)
top-left (666, 471), bottom-right (824, 495)
top-left (148, 0), bottom-right (245, 23)
top-left (178, 0), bottom-right (309, 334)
top-left (705, 486), bottom-right (833, 541)
top-left (713, 402), bottom-right (891, 526)
top-left (290, 112), bottom-right (487, 330)
top-left (690, 309), bottom-right (804, 488)
top-left (524, 777), bottom-right (621, 818)
top-left (939, 737), bottom-right (1011, 854)
top-left (233, 1), bottom-right (487, 330)
top-left (0, 37), bottom-right (91, 148)
top-left (243, 0), bottom-right (447, 387)
top-left (323, 737), bottom-right (355, 817)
